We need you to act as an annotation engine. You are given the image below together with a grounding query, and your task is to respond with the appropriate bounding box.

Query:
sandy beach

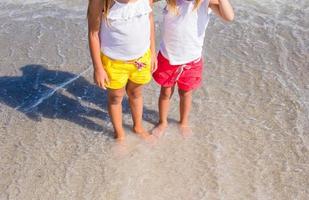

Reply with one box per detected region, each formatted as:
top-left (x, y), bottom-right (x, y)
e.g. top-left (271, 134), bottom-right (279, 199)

top-left (1, 0), bottom-right (309, 199)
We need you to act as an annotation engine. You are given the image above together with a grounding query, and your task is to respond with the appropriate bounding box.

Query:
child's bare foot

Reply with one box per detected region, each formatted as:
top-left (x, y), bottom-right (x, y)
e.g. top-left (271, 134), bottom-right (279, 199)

top-left (112, 136), bottom-right (127, 157)
top-left (178, 124), bottom-right (193, 138)
top-left (114, 143), bottom-right (127, 157)
top-left (152, 122), bottom-right (168, 138)
top-left (133, 127), bottom-right (155, 143)
top-left (115, 129), bottom-right (126, 143)
top-left (115, 136), bottom-right (125, 144)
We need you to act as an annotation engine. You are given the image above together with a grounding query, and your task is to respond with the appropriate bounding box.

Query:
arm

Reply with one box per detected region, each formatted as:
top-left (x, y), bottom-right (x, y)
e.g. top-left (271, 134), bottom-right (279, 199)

top-left (149, 0), bottom-right (157, 72)
top-left (209, 0), bottom-right (234, 22)
top-left (87, 0), bottom-right (109, 89)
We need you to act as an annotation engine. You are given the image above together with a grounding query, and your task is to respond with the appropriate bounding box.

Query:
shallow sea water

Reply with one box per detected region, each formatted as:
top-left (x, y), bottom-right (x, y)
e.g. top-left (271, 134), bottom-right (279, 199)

top-left (0, 0), bottom-right (308, 199)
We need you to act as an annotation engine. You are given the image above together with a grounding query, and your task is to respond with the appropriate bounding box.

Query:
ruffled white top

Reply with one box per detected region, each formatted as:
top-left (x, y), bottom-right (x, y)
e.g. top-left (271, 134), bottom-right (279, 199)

top-left (160, 0), bottom-right (211, 65)
top-left (100, 0), bottom-right (152, 60)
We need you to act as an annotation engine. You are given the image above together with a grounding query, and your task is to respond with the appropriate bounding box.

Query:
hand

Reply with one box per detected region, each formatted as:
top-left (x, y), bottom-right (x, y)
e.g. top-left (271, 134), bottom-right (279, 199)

top-left (151, 54), bottom-right (158, 73)
top-left (93, 67), bottom-right (110, 90)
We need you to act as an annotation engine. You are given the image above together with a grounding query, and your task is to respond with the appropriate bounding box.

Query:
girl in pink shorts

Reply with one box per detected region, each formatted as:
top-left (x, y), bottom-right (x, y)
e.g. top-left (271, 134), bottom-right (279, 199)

top-left (152, 0), bottom-right (234, 137)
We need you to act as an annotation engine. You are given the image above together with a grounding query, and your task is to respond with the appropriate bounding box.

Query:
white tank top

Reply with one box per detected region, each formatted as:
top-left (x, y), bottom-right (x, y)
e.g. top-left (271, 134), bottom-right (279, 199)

top-left (100, 0), bottom-right (152, 60)
top-left (160, 0), bottom-right (211, 65)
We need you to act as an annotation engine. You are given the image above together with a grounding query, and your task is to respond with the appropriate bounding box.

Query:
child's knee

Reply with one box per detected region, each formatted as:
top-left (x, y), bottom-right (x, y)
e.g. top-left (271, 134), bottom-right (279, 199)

top-left (127, 89), bottom-right (142, 99)
top-left (108, 91), bottom-right (125, 104)
top-left (160, 87), bottom-right (173, 99)
top-left (178, 89), bottom-right (192, 98)
top-left (109, 95), bottom-right (123, 104)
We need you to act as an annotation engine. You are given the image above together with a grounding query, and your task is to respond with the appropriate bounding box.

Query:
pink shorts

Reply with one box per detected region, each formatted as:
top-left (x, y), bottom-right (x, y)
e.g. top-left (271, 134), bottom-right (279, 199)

top-left (153, 52), bottom-right (203, 91)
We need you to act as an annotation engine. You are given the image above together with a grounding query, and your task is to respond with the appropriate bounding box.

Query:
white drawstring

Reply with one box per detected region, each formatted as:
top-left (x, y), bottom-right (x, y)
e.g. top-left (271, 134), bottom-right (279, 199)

top-left (174, 57), bottom-right (201, 81)
top-left (174, 64), bottom-right (191, 81)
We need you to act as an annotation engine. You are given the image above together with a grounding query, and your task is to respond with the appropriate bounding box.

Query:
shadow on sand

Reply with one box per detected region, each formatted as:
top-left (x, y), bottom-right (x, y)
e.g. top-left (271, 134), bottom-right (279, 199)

top-left (0, 64), bottom-right (161, 138)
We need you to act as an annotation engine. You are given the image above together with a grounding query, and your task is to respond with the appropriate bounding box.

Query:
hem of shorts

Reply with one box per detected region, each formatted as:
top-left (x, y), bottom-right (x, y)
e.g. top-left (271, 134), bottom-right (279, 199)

top-left (128, 77), bottom-right (152, 86)
top-left (106, 84), bottom-right (127, 90)
top-left (178, 82), bottom-right (202, 92)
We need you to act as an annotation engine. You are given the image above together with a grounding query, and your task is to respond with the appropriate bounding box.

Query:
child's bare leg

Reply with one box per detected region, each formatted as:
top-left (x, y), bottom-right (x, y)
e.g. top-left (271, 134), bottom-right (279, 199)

top-left (178, 89), bottom-right (193, 136)
top-left (153, 86), bottom-right (174, 137)
top-left (108, 88), bottom-right (126, 142)
top-left (126, 81), bottom-right (150, 140)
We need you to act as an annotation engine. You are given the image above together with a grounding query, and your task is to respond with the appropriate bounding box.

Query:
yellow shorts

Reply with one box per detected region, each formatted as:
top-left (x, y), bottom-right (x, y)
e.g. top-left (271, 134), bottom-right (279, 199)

top-left (100, 49), bottom-right (152, 89)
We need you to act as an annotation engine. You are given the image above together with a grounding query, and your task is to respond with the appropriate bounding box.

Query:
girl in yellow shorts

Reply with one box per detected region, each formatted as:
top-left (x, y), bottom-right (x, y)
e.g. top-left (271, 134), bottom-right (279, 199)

top-left (87, 0), bottom-right (157, 142)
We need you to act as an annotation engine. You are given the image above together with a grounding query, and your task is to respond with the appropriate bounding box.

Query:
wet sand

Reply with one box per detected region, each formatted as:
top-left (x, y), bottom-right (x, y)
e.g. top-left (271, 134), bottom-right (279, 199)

top-left (0, 0), bottom-right (309, 199)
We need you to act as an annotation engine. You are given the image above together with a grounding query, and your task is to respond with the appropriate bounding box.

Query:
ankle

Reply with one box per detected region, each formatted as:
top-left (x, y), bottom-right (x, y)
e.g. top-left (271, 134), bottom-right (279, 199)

top-left (159, 120), bottom-right (168, 126)
top-left (179, 121), bottom-right (189, 127)
top-left (132, 125), bottom-right (145, 133)
top-left (114, 129), bottom-right (126, 139)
